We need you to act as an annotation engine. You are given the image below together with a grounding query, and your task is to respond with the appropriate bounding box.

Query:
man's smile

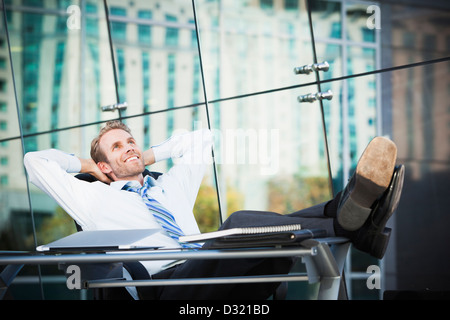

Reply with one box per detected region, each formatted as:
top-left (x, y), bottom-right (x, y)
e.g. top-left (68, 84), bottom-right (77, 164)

top-left (124, 155), bottom-right (139, 163)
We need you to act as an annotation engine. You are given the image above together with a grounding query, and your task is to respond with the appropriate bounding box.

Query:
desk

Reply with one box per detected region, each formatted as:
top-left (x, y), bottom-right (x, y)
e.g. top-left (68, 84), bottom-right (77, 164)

top-left (0, 237), bottom-right (349, 300)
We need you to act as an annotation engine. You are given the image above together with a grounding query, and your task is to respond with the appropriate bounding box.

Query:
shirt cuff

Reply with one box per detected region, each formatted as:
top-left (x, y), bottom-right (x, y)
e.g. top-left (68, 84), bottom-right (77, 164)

top-left (66, 153), bottom-right (82, 173)
top-left (48, 149), bottom-right (82, 173)
top-left (151, 129), bottom-right (212, 163)
top-left (151, 136), bottom-right (177, 163)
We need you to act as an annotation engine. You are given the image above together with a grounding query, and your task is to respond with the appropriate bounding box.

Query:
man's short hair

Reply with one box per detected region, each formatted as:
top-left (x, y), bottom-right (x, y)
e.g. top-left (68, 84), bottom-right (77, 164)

top-left (90, 120), bottom-right (132, 163)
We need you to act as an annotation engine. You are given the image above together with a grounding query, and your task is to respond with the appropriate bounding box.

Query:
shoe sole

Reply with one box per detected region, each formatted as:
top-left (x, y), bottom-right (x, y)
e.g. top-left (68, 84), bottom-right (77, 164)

top-left (338, 137), bottom-right (397, 231)
top-left (354, 137), bottom-right (398, 207)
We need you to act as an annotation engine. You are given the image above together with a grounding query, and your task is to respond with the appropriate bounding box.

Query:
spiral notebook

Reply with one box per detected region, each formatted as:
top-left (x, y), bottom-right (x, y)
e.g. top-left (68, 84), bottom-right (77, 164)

top-left (179, 224), bottom-right (303, 243)
top-left (209, 229), bottom-right (328, 248)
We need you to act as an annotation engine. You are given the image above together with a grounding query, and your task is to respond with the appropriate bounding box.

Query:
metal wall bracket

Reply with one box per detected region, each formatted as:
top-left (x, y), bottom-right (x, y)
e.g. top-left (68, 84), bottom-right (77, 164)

top-left (294, 61), bottom-right (329, 75)
top-left (101, 102), bottom-right (128, 112)
top-left (297, 90), bottom-right (333, 103)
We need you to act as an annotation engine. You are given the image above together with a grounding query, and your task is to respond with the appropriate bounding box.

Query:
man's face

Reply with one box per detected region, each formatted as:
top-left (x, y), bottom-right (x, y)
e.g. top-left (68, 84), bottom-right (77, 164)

top-left (97, 129), bottom-right (145, 181)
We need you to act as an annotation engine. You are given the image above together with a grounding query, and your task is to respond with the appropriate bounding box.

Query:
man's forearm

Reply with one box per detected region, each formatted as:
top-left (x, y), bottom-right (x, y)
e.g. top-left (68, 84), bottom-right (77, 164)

top-left (79, 157), bottom-right (96, 173)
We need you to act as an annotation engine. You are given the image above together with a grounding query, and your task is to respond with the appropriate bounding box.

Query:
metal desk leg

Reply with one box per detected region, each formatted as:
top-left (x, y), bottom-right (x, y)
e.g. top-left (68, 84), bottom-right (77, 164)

top-left (331, 241), bottom-right (351, 300)
top-left (0, 264), bottom-right (24, 300)
top-left (301, 240), bottom-right (350, 300)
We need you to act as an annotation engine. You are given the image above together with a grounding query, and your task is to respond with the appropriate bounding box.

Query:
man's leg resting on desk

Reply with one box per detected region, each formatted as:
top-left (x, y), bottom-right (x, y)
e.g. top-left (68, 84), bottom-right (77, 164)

top-left (137, 136), bottom-right (404, 300)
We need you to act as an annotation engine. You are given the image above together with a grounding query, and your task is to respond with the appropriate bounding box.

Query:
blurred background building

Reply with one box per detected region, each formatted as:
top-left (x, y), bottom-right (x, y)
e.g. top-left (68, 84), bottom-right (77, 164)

top-left (0, 0), bottom-right (449, 299)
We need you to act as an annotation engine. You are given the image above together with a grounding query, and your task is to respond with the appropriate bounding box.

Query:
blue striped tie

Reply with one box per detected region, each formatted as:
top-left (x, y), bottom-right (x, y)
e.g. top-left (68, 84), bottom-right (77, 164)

top-left (122, 176), bottom-right (201, 249)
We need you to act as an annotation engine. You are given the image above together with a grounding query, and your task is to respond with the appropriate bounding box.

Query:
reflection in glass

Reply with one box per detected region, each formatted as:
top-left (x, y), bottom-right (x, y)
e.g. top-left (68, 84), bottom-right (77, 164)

top-left (318, 77), bottom-right (343, 193)
top-left (320, 73), bottom-right (377, 195)
top-left (83, 0), bottom-right (119, 125)
top-left (309, 0), bottom-right (342, 40)
top-left (387, 60), bottom-right (450, 293)
top-left (391, 62), bottom-right (450, 167)
top-left (315, 42), bottom-right (342, 79)
top-left (0, 14), bottom-right (21, 141)
top-left (347, 45), bottom-right (376, 74)
top-left (209, 87), bottom-right (332, 219)
top-left (345, 3), bottom-right (376, 43)
top-left (0, 139), bottom-right (34, 251)
top-left (388, 4), bottom-right (450, 66)
top-left (196, 0), bottom-right (315, 98)
top-left (0, 4), bottom-right (34, 254)
top-left (0, 157), bottom-right (42, 295)
top-left (4, 1), bottom-right (118, 152)
top-left (106, 0), bottom-right (204, 118)
top-left (346, 74), bottom-right (377, 166)
top-left (311, 2), bottom-right (380, 192)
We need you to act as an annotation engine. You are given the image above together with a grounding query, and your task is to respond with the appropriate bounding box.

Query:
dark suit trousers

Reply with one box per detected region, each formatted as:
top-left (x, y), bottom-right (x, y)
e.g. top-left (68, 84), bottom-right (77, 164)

top-left (139, 201), bottom-right (335, 300)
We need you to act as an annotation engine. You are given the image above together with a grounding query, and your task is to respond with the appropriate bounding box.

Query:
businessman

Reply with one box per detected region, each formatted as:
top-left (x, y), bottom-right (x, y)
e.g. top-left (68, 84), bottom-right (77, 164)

top-left (24, 120), bottom-right (404, 299)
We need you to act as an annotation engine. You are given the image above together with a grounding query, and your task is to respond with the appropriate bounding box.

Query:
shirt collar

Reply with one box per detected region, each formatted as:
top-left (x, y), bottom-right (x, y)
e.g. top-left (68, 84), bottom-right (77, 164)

top-left (111, 180), bottom-right (140, 191)
top-left (111, 175), bottom-right (155, 191)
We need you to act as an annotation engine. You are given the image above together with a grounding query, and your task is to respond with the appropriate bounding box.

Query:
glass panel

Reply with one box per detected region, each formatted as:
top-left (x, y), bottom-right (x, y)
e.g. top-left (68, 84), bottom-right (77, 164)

top-left (196, 0), bottom-right (315, 99)
top-left (0, 137), bottom-right (47, 300)
top-left (312, 5), bottom-right (380, 193)
top-left (5, 0), bottom-right (118, 150)
top-left (209, 87), bottom-right (333, 220)
top-left (345, 2), bottom-right (376, 43)
top-left (321, 73), bottom-right (378, 193)
top-left (83, 0), bottom-right (121, 125)
top-left (313, 1), bottom-right (450, 79)
top-left (389, 60), bottom-right (450, 291)
top-left (309, 0), bottom-right (342, 40)
top-left (0, 138), bottom-right (35, 251)
top-left (0, 12), bottom-right (21, 141)
top-left (106, 0), bottom-right (205, 119)
top-left (347, 45), bottom-right (376, 75)
top-left (386, 4), bottom-right (450, 66)
top-left (314, 42), bottom-right (342, 78)
top-left (318, 78), bottom-right (343, 193)
top-left (0, 4), bottom-right (45, 300)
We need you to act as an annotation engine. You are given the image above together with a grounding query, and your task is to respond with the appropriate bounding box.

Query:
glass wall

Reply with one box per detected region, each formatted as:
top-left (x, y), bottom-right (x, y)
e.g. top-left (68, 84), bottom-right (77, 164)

top-left (381, 2), bottom-right (450, 294)
top-left (1, 0), bottom-right (449, 300)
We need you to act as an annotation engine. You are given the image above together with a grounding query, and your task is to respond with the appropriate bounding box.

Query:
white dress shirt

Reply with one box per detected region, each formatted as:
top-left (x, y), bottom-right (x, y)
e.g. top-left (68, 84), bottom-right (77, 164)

top-left (24, 129), bottom-right (213, 277)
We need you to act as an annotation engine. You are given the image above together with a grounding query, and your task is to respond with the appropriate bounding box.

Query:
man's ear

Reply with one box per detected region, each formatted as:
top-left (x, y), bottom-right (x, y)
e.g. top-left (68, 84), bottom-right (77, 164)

top-left (97, 161), bottom-right (112, 175)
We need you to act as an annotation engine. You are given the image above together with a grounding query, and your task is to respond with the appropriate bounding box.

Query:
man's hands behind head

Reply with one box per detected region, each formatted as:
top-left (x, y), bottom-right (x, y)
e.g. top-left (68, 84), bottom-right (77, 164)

top-left (79, 158), bottom-right (112, 184)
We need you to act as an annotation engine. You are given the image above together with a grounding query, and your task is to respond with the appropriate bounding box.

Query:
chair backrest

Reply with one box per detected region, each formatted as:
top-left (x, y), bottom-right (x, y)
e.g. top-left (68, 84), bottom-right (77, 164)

top-left (75, 169), bottom-right (162, 183)
top-left (73, 169), bottom-right (162, 232)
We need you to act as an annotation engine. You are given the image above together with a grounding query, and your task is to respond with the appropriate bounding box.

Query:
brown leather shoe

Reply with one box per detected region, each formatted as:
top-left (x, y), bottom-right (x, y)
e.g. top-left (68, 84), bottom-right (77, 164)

top-left (337, 137), bottom-right (398, 231)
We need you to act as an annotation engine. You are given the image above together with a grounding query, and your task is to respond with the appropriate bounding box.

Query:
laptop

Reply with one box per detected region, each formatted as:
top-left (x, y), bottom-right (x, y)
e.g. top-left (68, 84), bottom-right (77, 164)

top-left (36, 229), bottom-right (162, 252)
